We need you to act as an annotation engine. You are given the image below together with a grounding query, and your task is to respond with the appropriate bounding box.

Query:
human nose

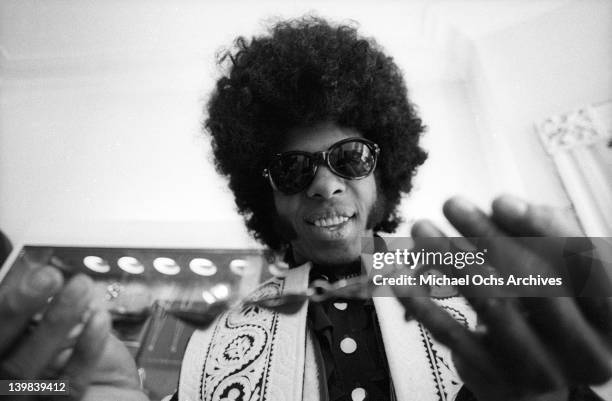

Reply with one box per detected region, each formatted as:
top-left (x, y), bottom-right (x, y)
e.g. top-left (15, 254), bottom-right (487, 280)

top-left (305, 165), bottom-right (345, 199)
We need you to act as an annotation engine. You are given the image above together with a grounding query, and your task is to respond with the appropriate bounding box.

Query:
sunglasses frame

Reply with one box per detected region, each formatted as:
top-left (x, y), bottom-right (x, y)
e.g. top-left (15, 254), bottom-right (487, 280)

top-left (262, 137), bottom-right (380, 195)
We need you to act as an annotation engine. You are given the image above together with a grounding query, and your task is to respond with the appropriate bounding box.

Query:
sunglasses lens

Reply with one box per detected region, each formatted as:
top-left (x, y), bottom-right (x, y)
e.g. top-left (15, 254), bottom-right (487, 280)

top-left (329, 140), bottom-right (376, 178)
top-left (266, 139), bottom-right (378, 194)
top-left (269, 153), bottom-right (315, 194)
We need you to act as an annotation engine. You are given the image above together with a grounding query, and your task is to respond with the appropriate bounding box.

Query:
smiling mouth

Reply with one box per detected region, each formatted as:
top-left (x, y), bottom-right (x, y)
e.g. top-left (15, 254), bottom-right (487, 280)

top-left (305, 213), bottom-right (356, 230)
top-left (312, 215), bottom-right (350, 227)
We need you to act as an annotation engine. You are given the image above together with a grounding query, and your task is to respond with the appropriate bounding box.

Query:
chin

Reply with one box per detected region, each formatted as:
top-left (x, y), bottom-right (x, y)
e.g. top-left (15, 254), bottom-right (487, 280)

top-left (305, 243), bottom-right (362, 266)
top-left (316, 254), bottom-right (357, 266)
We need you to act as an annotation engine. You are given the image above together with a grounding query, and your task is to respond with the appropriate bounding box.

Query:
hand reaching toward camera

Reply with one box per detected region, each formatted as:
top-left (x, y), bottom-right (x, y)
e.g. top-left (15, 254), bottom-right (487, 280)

top-left (0, 263), bottom-right (148, 401)
top-left (394, 195), bottom-right (612, 401)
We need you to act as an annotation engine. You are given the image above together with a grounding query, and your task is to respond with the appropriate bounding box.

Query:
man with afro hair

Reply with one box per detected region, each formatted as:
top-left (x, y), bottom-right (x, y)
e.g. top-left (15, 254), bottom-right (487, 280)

top-left (206, 17), bottom-right (427, 253)
top-left (166, 16), bottom-right (609, 401)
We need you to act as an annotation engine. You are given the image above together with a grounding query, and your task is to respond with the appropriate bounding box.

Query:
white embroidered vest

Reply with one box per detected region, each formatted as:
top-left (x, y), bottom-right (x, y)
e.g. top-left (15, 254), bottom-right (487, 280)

top-left (178, 262), bottom-right (476, 401)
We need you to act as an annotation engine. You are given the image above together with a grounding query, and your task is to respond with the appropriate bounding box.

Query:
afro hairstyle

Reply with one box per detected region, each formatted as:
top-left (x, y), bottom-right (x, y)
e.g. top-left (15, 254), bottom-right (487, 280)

top-left (205, 16), bottom-right (427, 252)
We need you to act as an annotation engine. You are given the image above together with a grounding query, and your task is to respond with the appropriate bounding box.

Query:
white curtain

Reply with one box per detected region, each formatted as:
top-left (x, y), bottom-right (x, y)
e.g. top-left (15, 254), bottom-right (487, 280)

top-left (536, 102), bottom-right (612, 236)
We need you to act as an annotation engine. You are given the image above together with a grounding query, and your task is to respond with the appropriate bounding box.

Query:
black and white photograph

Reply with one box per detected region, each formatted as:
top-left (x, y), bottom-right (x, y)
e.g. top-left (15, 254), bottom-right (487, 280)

top-left (1, 1), bottom-right (611, 400)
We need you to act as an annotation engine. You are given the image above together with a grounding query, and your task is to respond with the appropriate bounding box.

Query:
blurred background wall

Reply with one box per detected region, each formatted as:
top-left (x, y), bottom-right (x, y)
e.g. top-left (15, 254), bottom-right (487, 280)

top-left (1, 0), bottom-right (610, 246)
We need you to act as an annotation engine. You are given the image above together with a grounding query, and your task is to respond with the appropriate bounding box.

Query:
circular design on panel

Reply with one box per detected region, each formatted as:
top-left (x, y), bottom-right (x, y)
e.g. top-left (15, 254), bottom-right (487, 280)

top-left (229, 259), bottom-right (249, 276)
top-left (189, 258), bottom-right (217, 276)
top-left (351, 387), bottom-right (367, 401)
top-left (218, 326), bottom-right (267, 369)
top-left (340, 337), bottom-right (357, 354)
top-left (210, 283), bottom-right (230, 300)
top-left (333, 302), bottom-right (348, 311)
top-left (153, 257), bottom-right (180, 275)
top-left (83, 256), bottom-right (111, 273)
top-left (211, 376), bottom-right (253, 401)
top-left (117, 256), bottom-right (145, 274)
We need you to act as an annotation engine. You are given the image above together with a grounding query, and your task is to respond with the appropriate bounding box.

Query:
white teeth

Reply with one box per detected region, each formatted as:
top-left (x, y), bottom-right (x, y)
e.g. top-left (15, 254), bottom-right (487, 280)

top-left (312, 216), bottom-right (350, 227)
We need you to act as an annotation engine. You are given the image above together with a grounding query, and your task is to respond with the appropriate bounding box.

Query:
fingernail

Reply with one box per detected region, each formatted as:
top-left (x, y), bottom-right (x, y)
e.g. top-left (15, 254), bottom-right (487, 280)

top-left (27, 267), bottom-right (61, 294)
top-left (412, 220), bottom-right (442, 237)
top-left (65, 307), bottom-right (94, 341)
top-left (450, 197), bottom-right (477, 213)
top-left (67, 322), bottom-right (86, 340)
top-left (53, 348), bottom-right (74, 368)
top-left (499, 195), bottom-right (528, 216)
top-left (81, 304), bottom-right (95, 324)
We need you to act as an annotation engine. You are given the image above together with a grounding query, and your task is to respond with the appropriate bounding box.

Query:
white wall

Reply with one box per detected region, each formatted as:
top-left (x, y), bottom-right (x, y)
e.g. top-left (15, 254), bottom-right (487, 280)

top-left (399, 81), bottom-right (492, 235)
top-left (465, 0), bottom-right (612, 208)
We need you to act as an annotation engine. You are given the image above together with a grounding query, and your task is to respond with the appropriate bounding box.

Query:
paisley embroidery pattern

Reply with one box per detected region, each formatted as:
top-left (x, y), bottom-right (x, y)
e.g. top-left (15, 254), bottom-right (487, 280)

top-left (200, 279), bottom-right (285, 401)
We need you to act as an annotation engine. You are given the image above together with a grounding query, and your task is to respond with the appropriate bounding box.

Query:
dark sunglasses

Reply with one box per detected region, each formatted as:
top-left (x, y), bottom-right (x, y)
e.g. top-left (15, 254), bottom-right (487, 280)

top-left (262, 137), bottom-right (380, 195)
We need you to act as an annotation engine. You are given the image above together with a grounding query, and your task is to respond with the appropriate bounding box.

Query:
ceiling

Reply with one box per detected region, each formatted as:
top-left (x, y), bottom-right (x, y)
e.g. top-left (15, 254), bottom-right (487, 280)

top-left (0, 0), bottom-right (573, 84)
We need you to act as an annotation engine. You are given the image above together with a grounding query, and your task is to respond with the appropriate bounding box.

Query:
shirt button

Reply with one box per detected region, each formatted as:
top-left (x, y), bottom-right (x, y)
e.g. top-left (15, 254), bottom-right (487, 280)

top-left (351, 387), bottom-right (367, 401)
top-left (333, 302), bottom-right (348, 310)
top-left (340, 337), bottom-right (357, 354)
